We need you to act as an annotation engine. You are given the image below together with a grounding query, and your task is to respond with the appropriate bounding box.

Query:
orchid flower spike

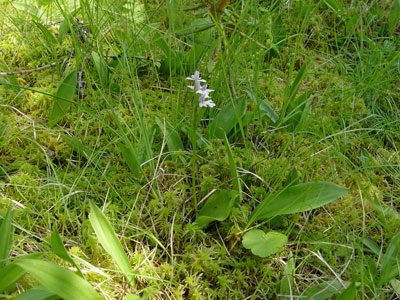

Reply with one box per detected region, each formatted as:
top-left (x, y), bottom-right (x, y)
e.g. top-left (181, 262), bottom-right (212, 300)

top-left (186, 70), bottom-right (216, 108)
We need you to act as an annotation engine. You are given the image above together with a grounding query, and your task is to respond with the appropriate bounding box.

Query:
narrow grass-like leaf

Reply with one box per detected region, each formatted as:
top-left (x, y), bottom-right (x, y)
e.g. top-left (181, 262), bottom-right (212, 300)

top-left (0, 205), bottom-right (13, 267)
top-left (242, 230), bottom-right (287, 258)
top-left (89, 200), bottom-right (135, 286)
top-left (248, 182), bottom-right (349, 226)
top-left (62, 135), bottom-right (93, 159)
top-left (280, 251), bottom-right (295, 299)
top-left (14, 286), bottom-right (57, 300)
top-left (224, 134), bottom-right (242, 204)
top-left (379, 231), bottom-right (400, 286)
top-left (388, 0), bottom-right (400, 36)
top-left (48, 70), bottom-right (77, 127)
top-left (51, 226), bottom-right (83, 277)
top-left (194, 190), bottom-right (238, 229)
top-left (166, 0), bottom-right (181, 31)
top-left (285, 167), bottom-right (300, 188)
top-left (281, 63), bottom-right (308, 120)
top-left (92, 51), bottom-right (108, 87)
top-left (14, 259), bottom-right (100, 300)
top-left (209, 96), bottom-right (246, 139)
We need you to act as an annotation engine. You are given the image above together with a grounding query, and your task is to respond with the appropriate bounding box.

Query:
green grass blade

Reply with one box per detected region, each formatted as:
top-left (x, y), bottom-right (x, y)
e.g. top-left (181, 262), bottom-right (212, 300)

top-left (223, 134), bottom-right (242, 204)
top-left (88, 200), bottom-right (135, 287)
top-left (14, 259), bottom-right (101, 300)
top-left (48, 70), bottom-right (77, 127)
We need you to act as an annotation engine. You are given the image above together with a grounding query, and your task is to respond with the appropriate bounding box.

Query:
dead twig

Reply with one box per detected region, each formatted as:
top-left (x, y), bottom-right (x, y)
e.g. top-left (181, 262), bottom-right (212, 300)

top-left (0, 62), bottom-right (57, 75)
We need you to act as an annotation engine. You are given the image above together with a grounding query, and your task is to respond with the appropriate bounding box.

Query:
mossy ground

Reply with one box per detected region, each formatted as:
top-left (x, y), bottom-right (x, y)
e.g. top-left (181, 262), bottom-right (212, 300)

top-left (1, 0), bottom-right (399, 299)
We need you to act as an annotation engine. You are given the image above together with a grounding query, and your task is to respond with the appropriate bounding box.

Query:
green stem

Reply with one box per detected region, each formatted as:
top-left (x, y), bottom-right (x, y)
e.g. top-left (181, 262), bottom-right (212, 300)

top-left (192, 102), bottom-right (199, 213)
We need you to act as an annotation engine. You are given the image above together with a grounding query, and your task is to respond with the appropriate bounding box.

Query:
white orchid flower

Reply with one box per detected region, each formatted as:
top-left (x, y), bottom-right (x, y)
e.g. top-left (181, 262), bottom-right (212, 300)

top-left (186, 70), bottom-right (206, 90)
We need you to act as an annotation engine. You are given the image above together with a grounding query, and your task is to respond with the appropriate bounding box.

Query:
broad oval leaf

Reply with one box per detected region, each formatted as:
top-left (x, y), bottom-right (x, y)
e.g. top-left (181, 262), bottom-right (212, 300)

top-left (13, 259), bottom-right (100, 300)
top-left (242, 229), bottom-right (287, 258)
top-left (89, 200), bottom-right (135, 286)
top-left (248, 182), bottom-right (349, 225)
top-left (48, 70), bottom-right (77, 127)
top-left (194, 190), bottom-right (239, 228)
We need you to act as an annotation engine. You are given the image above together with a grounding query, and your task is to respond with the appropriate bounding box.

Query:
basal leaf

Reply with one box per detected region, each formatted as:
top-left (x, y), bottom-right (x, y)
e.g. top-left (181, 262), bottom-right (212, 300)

top-left (14, 259), bottom-right (100, 300)
top-left (334, 282), bottom-right (356, 300)
top-left (89, 200), bottom-right (135, 286)
top-left (248, 182), bottom-right (349, 225)
top-left (48, 70), bottom-right (77, 127)
top-left (119, 143), bottom-right (141, 177)
top-left (155, 117), bottom-right (184, 152)
top-left (242, 230), bottom-right (287, 258)
top-left (209, 96), bottom-right (246, 139)
top-left (379, 231), bottom-right (400, 286)
top-left (194, 190), bottom-right (239, 228)
top-left (51, 226), bottom-right (83, 277)
top-left (0, 205), bottom-right (13, 267)
top-left (0, 263), bottom-right (25, 292)
top-left (301, 280), bottom-right (345, 300)
top-left (14, 286), bottom-right (58, 300)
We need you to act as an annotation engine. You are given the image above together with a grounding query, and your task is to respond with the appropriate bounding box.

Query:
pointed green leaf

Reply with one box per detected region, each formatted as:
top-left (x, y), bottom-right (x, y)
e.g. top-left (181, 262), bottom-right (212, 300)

top-left (335, 282), bottom-right (356, 300)
top-left (242, 230), bottom-right (287, 258)
top-left (89, 200), bottom-right (135, 286)
top-left (14, 259), bottom-right (100, 300)
top-left (48, 70), bottom-right (77, 127)
top-left (51, 226), bottom-right (83, 277)
top-left (119, 143), bottom-right (141, 177)
top-left (155, 117), bottom-right (184, 151)
top-left (379, 231), bottom-right (400, 286)
top-left (14, 286), bottom-right (58, 300)
top-left (388, 0), bottom-right (400, 36)
top-left (0, 263), bottom-right (25, 292)
top-left (209, 97), bottom-right (246, 139)
top-left (223, 134), bottom-right (242, 204)
top-left (248, 182), bottom-right (349, 225)
top-left (302, 280), bottom-right (345, 300)
top-left (194, 190), bottom-right (239, 228)
top-left (0, 205), bottom-right (13, 267)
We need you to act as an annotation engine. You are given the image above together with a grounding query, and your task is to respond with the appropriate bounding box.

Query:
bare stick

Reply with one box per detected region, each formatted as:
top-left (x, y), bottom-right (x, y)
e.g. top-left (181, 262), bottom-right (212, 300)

top-left (0, 63), bottom-right (57, 75)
